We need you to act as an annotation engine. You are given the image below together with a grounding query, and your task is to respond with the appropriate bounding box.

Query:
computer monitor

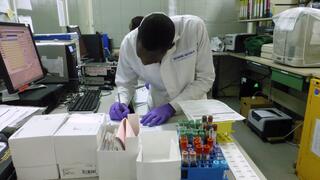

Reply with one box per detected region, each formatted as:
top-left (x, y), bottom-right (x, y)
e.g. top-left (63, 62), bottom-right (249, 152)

top-left (0, 22), bottom-right (45, 94)
top-left (66, 25), bottom-right (88, 58)
top-left (82, 32), bottom-right (106, 62)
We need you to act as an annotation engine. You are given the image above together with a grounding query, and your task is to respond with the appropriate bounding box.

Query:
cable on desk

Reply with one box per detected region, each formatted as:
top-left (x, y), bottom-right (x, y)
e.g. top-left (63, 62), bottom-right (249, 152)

top-left (101, 92), bottom-right (112, 97)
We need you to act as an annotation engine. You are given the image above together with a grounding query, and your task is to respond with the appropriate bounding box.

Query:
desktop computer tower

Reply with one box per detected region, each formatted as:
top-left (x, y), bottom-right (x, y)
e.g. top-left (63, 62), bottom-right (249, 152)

top-left (36, 42), bottom-right (79, 90)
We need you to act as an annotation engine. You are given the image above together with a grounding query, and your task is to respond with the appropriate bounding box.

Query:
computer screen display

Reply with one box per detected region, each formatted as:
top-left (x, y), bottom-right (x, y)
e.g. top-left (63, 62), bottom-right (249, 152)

top-left (66, 25), bottom-right (88, 58)
top-left (0, 23), bottom-right (44, 93)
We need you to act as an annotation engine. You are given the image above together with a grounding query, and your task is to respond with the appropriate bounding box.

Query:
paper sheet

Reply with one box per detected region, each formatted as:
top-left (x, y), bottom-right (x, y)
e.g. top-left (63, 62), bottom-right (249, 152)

top-left (178, 100), bottom-right (245, 122)
top-left (56, 0), bottom-right (66, 26)
top-left (16, 0), bottom-right (32, 10)
top-left (312, 119), bottom-right (320, 157)
top-left (116, 114), bottom-right (140, 147)
top-left (134, 87), bottom-right (148, 104)
top-left (0, 105), bottom-right (41, 131)
top-left (0, 0), bottom-right (10, 13)
top-left (18, 16), bottom-right (34, 32)
top-left (220, 143), bottom-right (260, 180)
top-left (254, 110), bottom-right (276, 118)
top-left (41, 56), bottom-right (64, 77)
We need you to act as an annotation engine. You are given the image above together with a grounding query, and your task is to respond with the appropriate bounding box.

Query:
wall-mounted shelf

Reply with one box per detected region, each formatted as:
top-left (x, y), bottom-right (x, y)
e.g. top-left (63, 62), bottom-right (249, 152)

top-left (238, 18), bottom-right (273, 23)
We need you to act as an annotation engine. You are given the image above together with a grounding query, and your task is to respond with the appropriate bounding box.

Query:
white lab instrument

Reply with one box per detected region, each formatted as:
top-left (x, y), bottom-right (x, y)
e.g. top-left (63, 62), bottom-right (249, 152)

top-left (273, 7), bottom-right (320, 67)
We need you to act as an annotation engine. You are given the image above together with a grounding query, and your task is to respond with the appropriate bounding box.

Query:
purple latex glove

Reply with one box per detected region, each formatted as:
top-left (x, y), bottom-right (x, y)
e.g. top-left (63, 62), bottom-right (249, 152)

top-left (140, 103), bottom-right (175, 127)
top-left (109, 102), bottom-right (130, 121)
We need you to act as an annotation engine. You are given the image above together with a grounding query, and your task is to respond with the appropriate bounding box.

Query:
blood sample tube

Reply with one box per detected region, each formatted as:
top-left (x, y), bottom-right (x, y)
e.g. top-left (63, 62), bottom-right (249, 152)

top-left (212, 124), bottom-right (218, 144)
top-left (196, 119), bottom-right (201, 129)
top-left (213, 124), bottom-right (218, 131)
top-left (195, 144), bottom-right (203, 161)
top-left (182, 150), bottom-right (189, 167)
top-left (187, 129), bottom-right (193, 143)
top-left (193, 137), bottom-right (202, 147)
top-left (206, 124), bottom-right (212, 139)
top-left (202, 115), bottom-right (207, 129)
top-left (203, 145), bottom-right (211, 161)
top-left (180, 136), bottom-right (188, 151)
top-left (189, 120), bottom-right (195, 129)
top-left (208, 115), bottom-right (213, 125)
top-left (199, 130), bottom-right (206, 143)
top-left (189, 151), bottom-right (197, 167)
top-left (207, 137), bottom-right (214, 151)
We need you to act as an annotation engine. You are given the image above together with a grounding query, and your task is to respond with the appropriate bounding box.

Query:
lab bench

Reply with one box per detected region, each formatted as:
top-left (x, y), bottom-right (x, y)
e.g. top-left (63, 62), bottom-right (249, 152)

top-left (212, 51), bottom-right (320, 117)
top-left (48, 88), bottom-right (267, 180)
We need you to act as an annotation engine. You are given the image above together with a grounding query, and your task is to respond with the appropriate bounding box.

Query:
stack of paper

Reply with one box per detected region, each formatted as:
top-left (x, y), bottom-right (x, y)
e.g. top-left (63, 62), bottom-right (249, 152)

top-left (116, 114), bottom-right (139, 149)
top-left (0, 105), bottom-right (43, 131)
top-left (178, 100), bottom-right (245, 122)
top-left (261, 43), bottom-right (273, 60)
top-left (133, 87), bottom-right (149, 117)
top-left (134, 87), bottom-right (148, 105)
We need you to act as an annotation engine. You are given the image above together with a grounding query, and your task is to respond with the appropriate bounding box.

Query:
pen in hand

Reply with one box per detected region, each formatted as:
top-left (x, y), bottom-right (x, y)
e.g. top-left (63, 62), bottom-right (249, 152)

top-left (117, 93), bottom-right (123, 111)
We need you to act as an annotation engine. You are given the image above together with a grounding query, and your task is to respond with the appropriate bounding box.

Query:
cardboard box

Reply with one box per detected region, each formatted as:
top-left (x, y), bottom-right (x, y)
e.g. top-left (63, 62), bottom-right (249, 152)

top-left (293, 120), bottom-right (303, 144)
top-left (240, 96), bottom-right (273, 119)
top-left (97, 114), bottom-right (140, 180)
top-left (8, 114), bottom-right (68, 180)
top-left (54, 113), bottom-right (106, 179)
top-left (271, 0), bottom-right (298, 4)
top-left (136, 131), bottom-right (181, 180)
top-left (272, 5), bottom-right (298, 15)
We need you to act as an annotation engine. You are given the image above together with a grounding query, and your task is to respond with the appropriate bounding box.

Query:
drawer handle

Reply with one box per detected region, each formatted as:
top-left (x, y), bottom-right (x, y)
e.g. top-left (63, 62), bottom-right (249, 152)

top-left (252, 62), bottom-right (262, 66)
top-left (280, 70), bottom-right (289, 75)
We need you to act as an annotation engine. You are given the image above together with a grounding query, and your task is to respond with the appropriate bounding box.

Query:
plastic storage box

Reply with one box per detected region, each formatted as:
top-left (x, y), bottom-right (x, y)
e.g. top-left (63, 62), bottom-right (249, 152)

top-left (273, 8), bottom-right (320, 67)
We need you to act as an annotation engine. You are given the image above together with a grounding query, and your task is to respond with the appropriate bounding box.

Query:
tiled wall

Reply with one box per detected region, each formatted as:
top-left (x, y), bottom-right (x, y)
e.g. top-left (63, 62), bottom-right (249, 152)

top-left (93, 0), bottom-right (247, 47)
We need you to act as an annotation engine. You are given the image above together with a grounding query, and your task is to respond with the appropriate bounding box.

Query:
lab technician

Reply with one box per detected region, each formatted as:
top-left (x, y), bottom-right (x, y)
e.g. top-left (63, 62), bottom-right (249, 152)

top-left (129, 16), bottom-right (144, 31)
top-left (109, 13), bottom-right (215, 126)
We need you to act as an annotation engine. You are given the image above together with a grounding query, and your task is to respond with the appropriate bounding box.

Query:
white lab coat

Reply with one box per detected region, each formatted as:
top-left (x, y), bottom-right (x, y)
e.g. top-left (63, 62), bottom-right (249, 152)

top-left (115, 15), bottom-right (215, 113)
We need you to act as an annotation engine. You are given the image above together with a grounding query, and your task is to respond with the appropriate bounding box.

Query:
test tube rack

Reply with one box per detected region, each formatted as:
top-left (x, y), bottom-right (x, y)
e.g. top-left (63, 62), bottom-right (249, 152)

top-left (180, 145), bottom-right (229, 180)
top-left (178, 118), bottom-right (229, 180)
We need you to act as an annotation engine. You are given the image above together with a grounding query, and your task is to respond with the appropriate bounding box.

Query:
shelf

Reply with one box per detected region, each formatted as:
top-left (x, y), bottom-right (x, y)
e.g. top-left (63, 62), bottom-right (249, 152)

top-left (238, 18), bottom-right (273, 23)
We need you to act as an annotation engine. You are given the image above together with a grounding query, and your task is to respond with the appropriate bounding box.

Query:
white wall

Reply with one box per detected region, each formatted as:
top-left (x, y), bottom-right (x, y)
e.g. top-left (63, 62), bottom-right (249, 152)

top-left (17, 0), bottom-right (63, 33)
top-left (92, 0), bottom-right (170, 47)
top-left (92, 0), bottom-right (246, 48)
top-left (68, 0), bottom-right (94, 34)
top-left (12, 0), bottom-right (246, 47)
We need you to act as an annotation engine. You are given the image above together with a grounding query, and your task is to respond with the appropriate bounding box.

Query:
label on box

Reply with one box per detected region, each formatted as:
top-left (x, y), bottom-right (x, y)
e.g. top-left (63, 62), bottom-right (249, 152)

top-left (311, 119), bottom-right (320, 158)
top-left (59, 163), bottom-right (98, 178)
top-left (220, 143), bottom-right (260, 180)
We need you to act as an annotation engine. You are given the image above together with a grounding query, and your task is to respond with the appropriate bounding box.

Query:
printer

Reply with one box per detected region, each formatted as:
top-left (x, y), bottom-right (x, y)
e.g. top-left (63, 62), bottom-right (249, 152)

top-left (224, 33), bottom-right (256, 52)
top-left (248, 108), bottom-right (292, 140)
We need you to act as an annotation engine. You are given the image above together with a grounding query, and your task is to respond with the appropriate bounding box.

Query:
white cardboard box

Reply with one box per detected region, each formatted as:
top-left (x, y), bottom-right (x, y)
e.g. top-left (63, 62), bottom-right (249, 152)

top-left (9, 114), bottom-right (68, 180)
top-left (136, 131), bottom-right (181, 180)
top-left (272, 5), bottom-right (297, 15)
top-left (54, 113), bottom-right (106, 179)
top-left (271, 0), bottom-right (298, 4)
top-left (98, 114), bottom-right (140, 180)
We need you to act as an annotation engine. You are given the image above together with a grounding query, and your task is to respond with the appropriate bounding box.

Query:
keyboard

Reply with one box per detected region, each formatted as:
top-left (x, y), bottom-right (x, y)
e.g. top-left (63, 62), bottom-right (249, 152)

top-left (68, 90), bottom-right (101, 112)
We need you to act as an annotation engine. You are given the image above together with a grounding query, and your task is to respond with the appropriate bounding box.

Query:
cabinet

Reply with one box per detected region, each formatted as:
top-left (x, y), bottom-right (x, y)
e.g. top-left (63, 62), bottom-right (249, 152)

top-left (296, 78), bottom-right (320, 180)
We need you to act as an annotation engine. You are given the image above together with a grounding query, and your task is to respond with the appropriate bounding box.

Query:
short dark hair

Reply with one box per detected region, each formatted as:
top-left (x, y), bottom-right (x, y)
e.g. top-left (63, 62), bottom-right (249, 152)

top-left (130, 16), bottom-right (144, 31)
top-left (137, 13), bottom-right (175, 51)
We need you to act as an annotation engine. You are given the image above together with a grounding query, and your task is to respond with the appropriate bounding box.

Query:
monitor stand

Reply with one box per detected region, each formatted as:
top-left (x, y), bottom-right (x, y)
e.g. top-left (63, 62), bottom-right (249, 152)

top-left (1, 84), bottom-right (47, 102)
top-left (26, 84), bottom-right (47, 91)
top-left (1, 90), bottom-right (20, 102)
top-left (1, 84), bottom-right (65, 114)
